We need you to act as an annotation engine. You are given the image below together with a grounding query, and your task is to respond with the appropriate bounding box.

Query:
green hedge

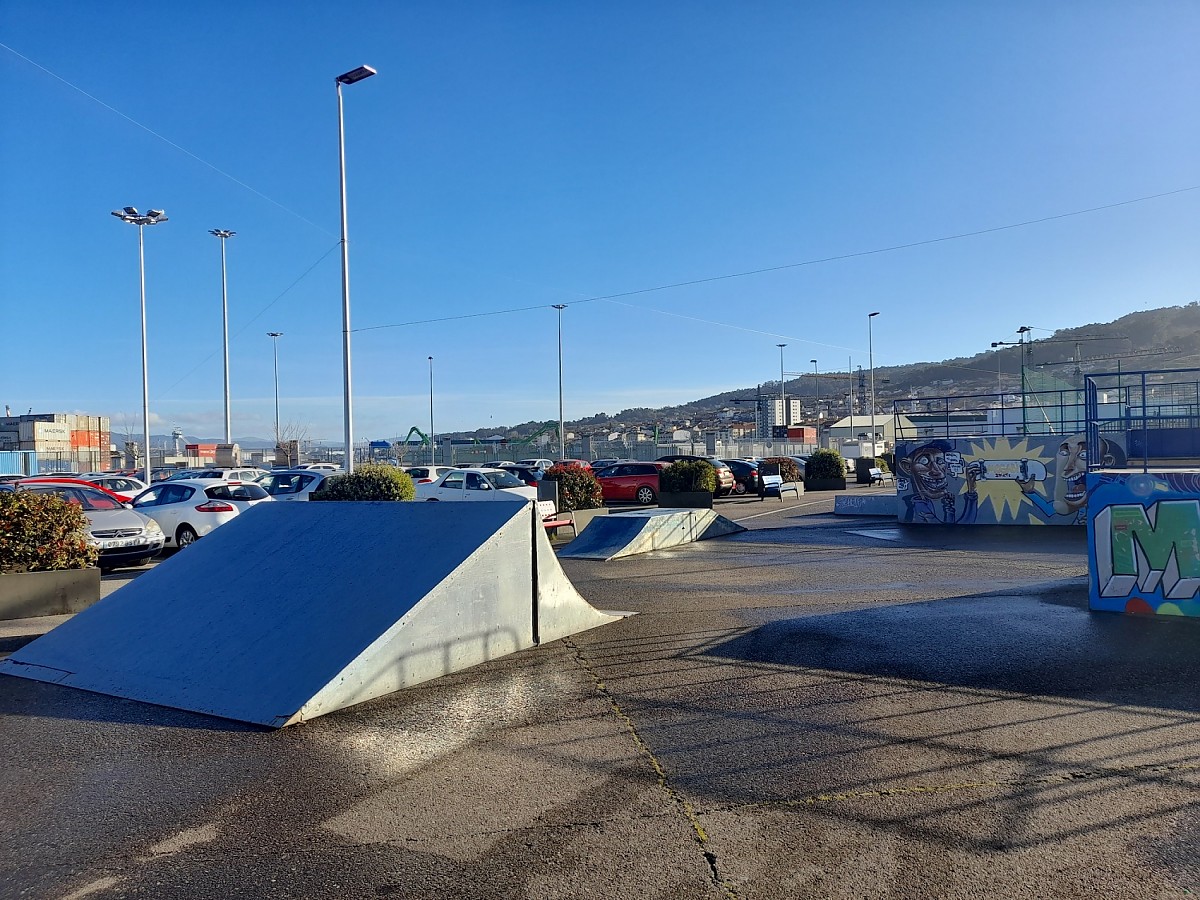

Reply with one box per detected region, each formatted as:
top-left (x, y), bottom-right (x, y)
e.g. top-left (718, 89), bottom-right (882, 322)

top-left (806, 449), bottom-right (846, 480)
top-left (661, 460), bottom-right (717, 493)
top-left (760, 456), bottom-right (802, 482)
top-left (310, 464), bottom-right (415, 501)
top-left (544, 465), bottom-right (603, 511)
top-left (0, 491), bottom-right (98, 573)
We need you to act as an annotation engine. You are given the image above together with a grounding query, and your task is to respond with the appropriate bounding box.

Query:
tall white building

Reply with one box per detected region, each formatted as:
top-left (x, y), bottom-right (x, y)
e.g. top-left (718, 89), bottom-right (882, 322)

top-left (756, 399), bottom-right (803, 437)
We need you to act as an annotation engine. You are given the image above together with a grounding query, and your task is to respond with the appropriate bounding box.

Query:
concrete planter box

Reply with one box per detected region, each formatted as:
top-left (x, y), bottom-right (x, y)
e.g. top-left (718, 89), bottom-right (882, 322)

top-left (0, 567), bottom-right (102, 620)
top-left (806, 477), bottom-right (847, 492)
top-left (658, 491), bottom-right (714, 509)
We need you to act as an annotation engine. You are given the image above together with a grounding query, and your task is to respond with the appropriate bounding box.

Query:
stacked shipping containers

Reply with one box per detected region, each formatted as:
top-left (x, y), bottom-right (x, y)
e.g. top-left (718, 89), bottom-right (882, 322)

top-left (0, 413), bottom-right (112, 470)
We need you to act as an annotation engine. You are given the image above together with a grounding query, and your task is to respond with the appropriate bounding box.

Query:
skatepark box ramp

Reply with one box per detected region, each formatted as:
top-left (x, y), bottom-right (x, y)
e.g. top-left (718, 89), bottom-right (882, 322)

top-left (0, 501), bottom-right (622, 727)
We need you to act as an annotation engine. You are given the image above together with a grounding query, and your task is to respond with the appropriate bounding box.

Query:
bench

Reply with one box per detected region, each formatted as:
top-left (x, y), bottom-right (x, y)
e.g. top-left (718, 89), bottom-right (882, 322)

top-left (868, 467), bottom-right (895, 486)
top-left (536, 500), bottom-right (577, 538)
top-left (759, 474), bottom-right (800, 501)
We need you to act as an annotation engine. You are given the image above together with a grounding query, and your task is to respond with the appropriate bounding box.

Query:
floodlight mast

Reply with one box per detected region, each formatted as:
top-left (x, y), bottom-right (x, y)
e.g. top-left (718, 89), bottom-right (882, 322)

top-left (111, 207), bottom-right (168, 484)
top-left (209, 229), bottom-right (236, 443)
top-left (335, 64), bottom-right (377, 474)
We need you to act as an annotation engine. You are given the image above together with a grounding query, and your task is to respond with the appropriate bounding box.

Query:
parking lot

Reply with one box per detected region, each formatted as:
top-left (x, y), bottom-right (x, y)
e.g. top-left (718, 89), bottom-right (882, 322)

top-left (2, 488), bottom-right (1198, 899)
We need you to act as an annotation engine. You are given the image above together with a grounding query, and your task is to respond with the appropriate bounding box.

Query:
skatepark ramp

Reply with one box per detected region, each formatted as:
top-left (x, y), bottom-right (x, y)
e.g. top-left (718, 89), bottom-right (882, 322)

top-left (557, 507), bottom-right (746, 561)
top-left (0, 501), bottom-right (623, 727)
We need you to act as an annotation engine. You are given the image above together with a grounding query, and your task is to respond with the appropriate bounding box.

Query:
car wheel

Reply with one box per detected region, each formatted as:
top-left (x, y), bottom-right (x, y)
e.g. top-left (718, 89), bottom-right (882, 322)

top-left (176, 525), bottom-right (199, 548)
top-left (733, 482), bottom-right (746, 495)
top-left (636, 486), bottom-right (656, 505)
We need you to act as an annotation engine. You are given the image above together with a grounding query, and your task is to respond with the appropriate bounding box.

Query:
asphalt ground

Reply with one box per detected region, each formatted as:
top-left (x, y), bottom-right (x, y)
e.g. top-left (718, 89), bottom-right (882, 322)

top-left (2, 487), bottom-right (1199, 899)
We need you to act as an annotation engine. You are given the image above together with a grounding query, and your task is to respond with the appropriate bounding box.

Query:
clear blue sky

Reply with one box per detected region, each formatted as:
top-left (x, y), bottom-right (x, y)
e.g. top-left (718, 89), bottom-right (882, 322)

top-left (2, 2), bottom-right (1197, 441)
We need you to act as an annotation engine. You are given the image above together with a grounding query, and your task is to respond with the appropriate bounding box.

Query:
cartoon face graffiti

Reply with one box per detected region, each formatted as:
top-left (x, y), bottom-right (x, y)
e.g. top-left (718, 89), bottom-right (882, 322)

top-left (1056, 433), bottom-right (1088, 514)
top-left (898, 441), bottom-right (975, 499)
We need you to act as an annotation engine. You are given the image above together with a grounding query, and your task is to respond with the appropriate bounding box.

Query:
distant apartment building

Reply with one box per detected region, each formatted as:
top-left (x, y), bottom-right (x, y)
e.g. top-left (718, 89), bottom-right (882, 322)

top-left (756, 398), bottom-right (803, 438)
top-left (0, 411), bottom-right (111, 472)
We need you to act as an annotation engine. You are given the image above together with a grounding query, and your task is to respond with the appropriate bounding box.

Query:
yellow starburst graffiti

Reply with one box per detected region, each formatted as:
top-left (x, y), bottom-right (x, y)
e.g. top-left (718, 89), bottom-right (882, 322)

top-left (964, 437), bottom-right (1056, 522)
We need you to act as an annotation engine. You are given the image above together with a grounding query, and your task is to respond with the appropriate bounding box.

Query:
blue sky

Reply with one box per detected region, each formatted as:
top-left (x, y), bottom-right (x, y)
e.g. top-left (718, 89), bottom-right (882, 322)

top-left (2, 2), bottom-right (1198, 442)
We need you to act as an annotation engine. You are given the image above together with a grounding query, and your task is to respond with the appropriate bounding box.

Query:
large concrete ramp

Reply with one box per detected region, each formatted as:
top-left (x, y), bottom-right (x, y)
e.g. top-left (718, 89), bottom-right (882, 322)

top-left (0, 502), bottom-right (621, 727)
top-left (558, 507), bottom-right (746, 561)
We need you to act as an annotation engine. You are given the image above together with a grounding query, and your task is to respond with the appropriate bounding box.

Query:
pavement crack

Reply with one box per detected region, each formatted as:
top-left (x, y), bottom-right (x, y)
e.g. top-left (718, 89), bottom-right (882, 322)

top-left (565, 636), bottom-right (739, 899)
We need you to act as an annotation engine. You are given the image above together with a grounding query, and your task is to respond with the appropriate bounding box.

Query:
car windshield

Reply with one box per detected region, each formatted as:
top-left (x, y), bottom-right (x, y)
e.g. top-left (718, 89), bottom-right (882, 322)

top-left (483, 470), bottom-right (524, 489)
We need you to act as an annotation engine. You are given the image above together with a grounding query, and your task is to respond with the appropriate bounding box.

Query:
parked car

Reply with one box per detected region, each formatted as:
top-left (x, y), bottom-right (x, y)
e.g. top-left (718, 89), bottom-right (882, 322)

top-left (294, 463), bottom-right (342, 472)
top-left (415, 468), bottom-right (538, 502)
top-left (590, 458), bottom-right (620, 471)
top-left (654, 455), bottom-right (736, 496)
top-left (256, 469), bottom-right (333, 501)
top-left (515, 458), bottom-right (554, 470)
top-left (553, 459), bottom-right (593, 471)
top-left (502, 465), bottom-right (547, 488)
top-left (403, 465), bottom-right (457, 485)
top-left (79, 474), bottom-right (149, 502)
top-left (130, 479), bottom-right (273, 548)
top-left (482, 460), bottom-right (516, 469)
top-left (19, 481), bottom-right (165, 571)
top-left (21, 476), bottom-right (128, 503)
top-left (595, 462), bottom-right (667, 505)
top-left (186, 467), bottom-right (269, 482)
top-left (721, 459), bottom-right (761, 495)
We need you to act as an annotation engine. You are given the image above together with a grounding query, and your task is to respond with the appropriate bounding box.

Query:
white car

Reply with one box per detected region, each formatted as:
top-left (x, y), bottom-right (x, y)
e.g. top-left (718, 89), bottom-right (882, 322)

top-left (294, 463), bottom-right (342, 472)
top-left (19, 481), bottom-right (165, 572)
top-left (515, 458), bottom-right (554, 470)
top-left (403, 465), bottom-right (457, 485)
top-left (415, 467), bottom-right (538, 502)
top-left (256, 469), bottom-right (333, 501)
top-left (79, 474), bottom-right (148, 502)
top-left (187, 467), bottom-right (269, 482)
top-left (130, 478), bottom-right (273, 548)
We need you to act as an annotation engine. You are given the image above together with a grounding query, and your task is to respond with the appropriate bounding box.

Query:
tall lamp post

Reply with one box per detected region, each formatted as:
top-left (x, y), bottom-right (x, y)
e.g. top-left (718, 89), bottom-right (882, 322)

top-left (553, 305), bottom-right (567, 456)
top-left (777, 343), bottom-right (788, 436)
top-left (811, 359), bottom-right (819, 448)
top-left (267, 332), bottom-right (283, 447)
top-left (335, 63), bottom-right (376, 474)
top-left (868, 312), bottom-right (880, 453)
top-left (428, 356), bottom-right (435, 466)
top-left (111, 207), bottom-right (168, 485)
top-left (209, 229), bottom-right (236, 443)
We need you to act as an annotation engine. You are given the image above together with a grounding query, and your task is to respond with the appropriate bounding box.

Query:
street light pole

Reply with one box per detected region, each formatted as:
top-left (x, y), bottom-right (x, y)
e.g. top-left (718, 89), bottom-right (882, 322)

top-left (811, 359), bottom-right (819, 449)
top-left (335, 64), bottom-right (376, 474)
top-left (553, 305), bottom-right (567, 457)
top-left (209, 229), bottom-right (236, 443)
top-left (111, 207), bottom-right (168, 485)
top-left (868, 312), bottom-right (880, 454)
top-left (777, 343), bottom-right (788, 437)
top-left (428, 356), bottom-right (435, 466)
top-left (267, 333), bottom-right (283, 446)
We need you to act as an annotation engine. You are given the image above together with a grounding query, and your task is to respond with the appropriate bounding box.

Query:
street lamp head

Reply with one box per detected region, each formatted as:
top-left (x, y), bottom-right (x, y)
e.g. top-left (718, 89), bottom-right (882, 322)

top-left (777, 343), bottom-right (787, 349)
top-left (123, 206), bottom-right (139, 216)
top-left (552, 304), bottom-right (567, 311)
top-left (1017, 325), bottom-right (1032, 334)
top-left (868, 311), bottom-right (880, 318)
top-left (336, 65), bottom-right (377, 85)
top-left (209, 229), bottom-right (236, 239)
top-left (267, 332), bottom-right (283, 338)
top-left (112, 207), bottom-right (167, 226)
top-left (810, 358), bottom-right (817, 364)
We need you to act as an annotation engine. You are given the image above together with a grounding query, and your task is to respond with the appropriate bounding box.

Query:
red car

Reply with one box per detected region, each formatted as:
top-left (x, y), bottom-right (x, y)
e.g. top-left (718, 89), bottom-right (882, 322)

top-left (594, 461), bottom-right (667, 505)
top-left (553, 459), bottom-right (593, 471)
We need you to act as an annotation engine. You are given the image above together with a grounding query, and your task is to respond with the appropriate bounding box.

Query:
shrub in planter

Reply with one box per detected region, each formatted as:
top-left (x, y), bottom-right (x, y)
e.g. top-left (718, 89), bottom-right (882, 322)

top-left (806, 449), bottom-right (847, 480)
top-left (0, 491), bottom-right (98, 574)
top-left (760, 456), bottom-right (802, 483)
top-left (879, 452), bottom-right (894, 474)
top-left (544, 465), bottom-right (603, 512)
top-left (310, 464), bottom-right (415, 501)
top-left (873, 456), bottom-right (891, 474)
top-left (661, 460), bottom-right (717, 494)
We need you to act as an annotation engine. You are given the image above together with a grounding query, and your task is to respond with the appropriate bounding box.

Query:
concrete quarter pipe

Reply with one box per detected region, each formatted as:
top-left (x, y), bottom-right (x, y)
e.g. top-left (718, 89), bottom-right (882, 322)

top-left (0, 501), bottom-right (622, 727)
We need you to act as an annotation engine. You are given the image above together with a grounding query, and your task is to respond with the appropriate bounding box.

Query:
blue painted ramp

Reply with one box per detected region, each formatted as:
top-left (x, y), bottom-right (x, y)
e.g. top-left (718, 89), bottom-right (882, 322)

top-left (557, 508), bottom-right (746, 561)
top-left (0, 502), bottom-right (621, 727)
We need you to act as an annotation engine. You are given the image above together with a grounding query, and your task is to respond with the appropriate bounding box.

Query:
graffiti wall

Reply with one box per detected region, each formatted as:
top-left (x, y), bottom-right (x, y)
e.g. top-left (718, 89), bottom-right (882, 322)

top-left (894, 433), bottom-right (1126, 525)
top-left (1087, 471), bottom-right (1200, 617)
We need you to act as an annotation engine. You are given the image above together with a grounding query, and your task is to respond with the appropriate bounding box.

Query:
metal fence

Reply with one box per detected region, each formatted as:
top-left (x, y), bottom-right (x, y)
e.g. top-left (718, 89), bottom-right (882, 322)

top-left (1087, 368), bottom-right (1200, 472)
top-left (891, 388), bottom-right (1088, 441)
top-left (419, 438), bottom-right (819, 468)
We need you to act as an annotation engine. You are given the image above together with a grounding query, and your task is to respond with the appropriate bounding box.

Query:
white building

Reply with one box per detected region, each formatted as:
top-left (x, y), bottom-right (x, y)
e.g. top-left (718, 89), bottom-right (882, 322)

top-left (756, 399), bottom-right (804, 437)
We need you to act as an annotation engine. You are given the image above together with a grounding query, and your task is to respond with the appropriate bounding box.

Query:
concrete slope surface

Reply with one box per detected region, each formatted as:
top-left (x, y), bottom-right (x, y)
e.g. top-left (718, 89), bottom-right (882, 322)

top-left (0, 501), bottom-right (620, 726)
top-left (557, 507), bottom-right (747, 560)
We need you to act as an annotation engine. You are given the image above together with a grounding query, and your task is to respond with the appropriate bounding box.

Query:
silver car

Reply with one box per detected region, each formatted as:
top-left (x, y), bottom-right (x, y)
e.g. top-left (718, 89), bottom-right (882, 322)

top-left (20, 481), bottom-right (165, 572)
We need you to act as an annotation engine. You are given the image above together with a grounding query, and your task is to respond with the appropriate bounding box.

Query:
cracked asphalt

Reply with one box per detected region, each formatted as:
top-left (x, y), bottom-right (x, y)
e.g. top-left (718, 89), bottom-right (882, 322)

top-left (2, 489), bottom-right (1199, 899)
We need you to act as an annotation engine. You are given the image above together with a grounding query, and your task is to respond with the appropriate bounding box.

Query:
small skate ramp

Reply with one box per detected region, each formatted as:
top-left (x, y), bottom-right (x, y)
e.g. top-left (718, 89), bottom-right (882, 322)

top-left (0, 502), bottom-right (622, 727)
top-left (557, 507), bottom-right (746, 561)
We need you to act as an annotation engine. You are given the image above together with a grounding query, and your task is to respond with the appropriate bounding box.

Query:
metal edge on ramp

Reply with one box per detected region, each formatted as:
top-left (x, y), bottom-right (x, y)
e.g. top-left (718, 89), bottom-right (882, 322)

top-left (558, 507), bottom-right (747, 561)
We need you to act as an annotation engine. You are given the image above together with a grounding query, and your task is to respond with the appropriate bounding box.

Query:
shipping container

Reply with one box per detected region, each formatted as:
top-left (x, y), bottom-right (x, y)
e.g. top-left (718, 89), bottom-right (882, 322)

top-left (0, 450), bottom-right (38, 476)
